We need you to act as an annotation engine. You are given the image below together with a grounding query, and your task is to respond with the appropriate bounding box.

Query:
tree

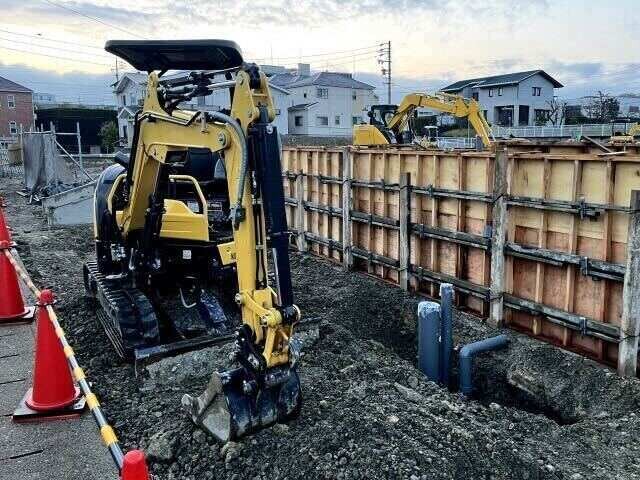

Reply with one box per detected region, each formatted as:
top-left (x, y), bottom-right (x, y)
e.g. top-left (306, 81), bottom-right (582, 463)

top-left (98, 121), bottom-right (118, 153)
top-left (546, 98), bottom-right (567, 126)
top-left (584, 91), bottom-right (620, 123)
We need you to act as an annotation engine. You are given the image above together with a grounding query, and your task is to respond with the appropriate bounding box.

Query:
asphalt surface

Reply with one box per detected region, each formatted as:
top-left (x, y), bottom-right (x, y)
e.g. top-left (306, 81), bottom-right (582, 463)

top-left (0, 254), bottom-right (115, 479)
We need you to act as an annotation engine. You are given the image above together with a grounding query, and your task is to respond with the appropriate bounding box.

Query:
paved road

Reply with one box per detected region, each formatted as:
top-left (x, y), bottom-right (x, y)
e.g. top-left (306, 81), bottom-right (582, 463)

top-left (0, 263), bottom-right (115, 480)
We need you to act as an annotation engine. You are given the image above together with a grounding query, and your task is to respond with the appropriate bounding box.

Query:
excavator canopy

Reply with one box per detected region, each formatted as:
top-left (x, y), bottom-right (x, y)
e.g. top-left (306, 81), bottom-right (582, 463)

top-left (105, 39), bottom-right (244, 72)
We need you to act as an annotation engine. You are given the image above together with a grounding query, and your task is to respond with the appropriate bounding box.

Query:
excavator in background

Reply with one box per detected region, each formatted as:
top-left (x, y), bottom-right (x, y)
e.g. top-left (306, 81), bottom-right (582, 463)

top-left (609, 123), bottom-right (640, 146)
top-left (353, 92), bottom-right (493, 149)
top-left (84, 40), bottom-right (301, 441)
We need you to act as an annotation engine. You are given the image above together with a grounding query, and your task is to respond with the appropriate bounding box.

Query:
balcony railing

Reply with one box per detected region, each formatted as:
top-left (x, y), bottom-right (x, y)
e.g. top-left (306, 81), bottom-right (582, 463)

top-left (491, 123), bottom-right (636, 139)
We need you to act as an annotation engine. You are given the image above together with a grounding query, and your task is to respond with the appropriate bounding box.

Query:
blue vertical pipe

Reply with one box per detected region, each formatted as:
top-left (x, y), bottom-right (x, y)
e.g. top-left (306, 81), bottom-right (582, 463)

top-left (459, 334), bottom-right (510, 397)
top-left (439, 283), bottom-right (454, 387)
top-left (417, 301), bottom-right (440, 382)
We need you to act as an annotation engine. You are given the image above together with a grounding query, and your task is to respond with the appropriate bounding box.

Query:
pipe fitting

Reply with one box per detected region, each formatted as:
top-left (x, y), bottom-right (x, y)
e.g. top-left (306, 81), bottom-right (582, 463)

top-left (459, 334), bottom-right (510, 397)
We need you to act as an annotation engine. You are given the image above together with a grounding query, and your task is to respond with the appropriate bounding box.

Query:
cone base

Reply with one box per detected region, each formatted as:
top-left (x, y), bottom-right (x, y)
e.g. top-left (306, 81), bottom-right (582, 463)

top-left (0, 305), bottom-right (35, 324)
top-left (13, 387), bottom-right (85, 422)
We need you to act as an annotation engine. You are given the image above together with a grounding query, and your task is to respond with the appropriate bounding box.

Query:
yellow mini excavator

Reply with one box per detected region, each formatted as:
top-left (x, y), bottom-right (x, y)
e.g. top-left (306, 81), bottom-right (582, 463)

top-left (353, 92), bottom-right (493, 149)
top-left (84, 40), bottom-right (301, 441)
top-left (610, 123), bottom-right (640, 146)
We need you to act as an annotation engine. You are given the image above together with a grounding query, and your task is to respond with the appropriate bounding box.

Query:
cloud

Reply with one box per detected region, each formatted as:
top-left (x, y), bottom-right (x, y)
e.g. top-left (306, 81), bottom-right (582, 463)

top-left (0, 61), bottom-right (114, 103)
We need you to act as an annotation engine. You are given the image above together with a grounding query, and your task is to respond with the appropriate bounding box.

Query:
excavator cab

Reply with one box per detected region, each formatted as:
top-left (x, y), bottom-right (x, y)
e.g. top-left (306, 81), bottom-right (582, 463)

top-left (368, 104), bottom-right (398, 127)
top-left (355, 103), bottom-right (415, 145)
top-left (88, 39), bottom-right (302, 442)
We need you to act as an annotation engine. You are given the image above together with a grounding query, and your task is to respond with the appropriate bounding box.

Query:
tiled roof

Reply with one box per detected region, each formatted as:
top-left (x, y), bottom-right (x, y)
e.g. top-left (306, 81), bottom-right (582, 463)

top-left (441, 70), bottom-right (563, 92)
top-left (0, 76), bottom-right (32, 93)
top-left (271, 71), bottom-right (375, 90)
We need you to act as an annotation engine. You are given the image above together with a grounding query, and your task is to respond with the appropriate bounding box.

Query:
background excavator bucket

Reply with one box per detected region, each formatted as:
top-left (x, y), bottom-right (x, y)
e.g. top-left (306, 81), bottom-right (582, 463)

top-left (182, 366), bottom-right (302, 441)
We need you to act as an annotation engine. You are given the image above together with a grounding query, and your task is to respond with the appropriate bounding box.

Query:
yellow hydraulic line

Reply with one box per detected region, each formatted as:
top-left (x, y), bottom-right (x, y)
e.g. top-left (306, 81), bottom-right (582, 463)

top-left (4, 247), bottom-right (126, 470)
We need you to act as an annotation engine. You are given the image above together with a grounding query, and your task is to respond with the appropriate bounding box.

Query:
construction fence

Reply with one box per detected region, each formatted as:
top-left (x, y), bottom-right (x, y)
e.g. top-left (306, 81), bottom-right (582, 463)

top-left (281, 141), bottom-right (640, 375)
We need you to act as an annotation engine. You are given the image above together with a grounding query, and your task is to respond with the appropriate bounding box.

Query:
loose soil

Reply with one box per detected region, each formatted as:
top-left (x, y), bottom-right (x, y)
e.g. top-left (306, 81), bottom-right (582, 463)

top-left (2, 173), bottom-right (640, 480)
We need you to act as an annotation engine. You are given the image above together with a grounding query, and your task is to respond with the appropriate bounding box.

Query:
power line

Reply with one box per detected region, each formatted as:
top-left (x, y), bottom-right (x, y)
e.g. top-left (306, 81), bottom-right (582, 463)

top-left (272, 51), bottom-right (380, 71)
top-left (0, 28), bottom-right (104, 51)
top-left (40, 0), bottom-right (146, 39)
top-left (0, 36), bottom-right (112, 60)
top-left (250, 43), bottom-right (382, 62)
top-left (0, 45), bottom-right (112, 67)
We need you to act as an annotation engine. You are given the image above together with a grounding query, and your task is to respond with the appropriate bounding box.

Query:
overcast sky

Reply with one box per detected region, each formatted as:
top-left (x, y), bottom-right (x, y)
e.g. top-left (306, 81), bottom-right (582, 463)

top-left (0, 0), bottom-right (638, 104)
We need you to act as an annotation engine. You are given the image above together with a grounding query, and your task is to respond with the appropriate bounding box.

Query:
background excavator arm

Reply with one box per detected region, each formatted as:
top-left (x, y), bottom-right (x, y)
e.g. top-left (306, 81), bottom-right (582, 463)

top-left (386, 92), bottom-right (493, 148)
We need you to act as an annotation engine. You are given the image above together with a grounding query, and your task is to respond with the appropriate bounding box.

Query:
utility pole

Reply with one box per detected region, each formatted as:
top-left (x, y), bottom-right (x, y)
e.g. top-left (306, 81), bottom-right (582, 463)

top-left (378, 41), bottom-right (391, 103)
top-left (112, 59), bottom-right (120, 83)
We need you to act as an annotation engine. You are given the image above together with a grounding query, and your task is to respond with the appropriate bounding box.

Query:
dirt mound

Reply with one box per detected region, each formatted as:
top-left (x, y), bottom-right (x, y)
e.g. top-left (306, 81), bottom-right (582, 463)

top-left (3, 174), bottom-right (639, 480)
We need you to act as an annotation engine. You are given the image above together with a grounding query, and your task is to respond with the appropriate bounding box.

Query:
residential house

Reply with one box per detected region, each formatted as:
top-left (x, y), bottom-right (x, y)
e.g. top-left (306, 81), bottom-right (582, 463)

top-left (33, 92), bottom-right (57, 106)
top-left (269, 64), bottom-right (378, 136)
top-left (113, 71), bottom-right (290, 146)
top-left (617, 94), bottom-right (640, 119)
top-left (0, 76), bottom-right (34, 141)
top-left (112, 72), bottom-right (147, 146)
top-left (441, 70), bottom-right (563, 127)
top-left (564, 93), bottom-right (640, 121)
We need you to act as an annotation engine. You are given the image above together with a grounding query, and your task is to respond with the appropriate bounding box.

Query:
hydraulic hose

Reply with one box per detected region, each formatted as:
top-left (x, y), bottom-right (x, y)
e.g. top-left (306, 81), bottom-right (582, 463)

top-left (208, 111), bottom-right (248, 228)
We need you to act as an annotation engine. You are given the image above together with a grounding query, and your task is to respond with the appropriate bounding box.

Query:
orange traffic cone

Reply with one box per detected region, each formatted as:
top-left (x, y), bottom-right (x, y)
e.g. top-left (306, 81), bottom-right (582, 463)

top-left (121, 450), bottom-right (151, 480)
top-left (13, 289), bottom-right (84, 420)
top-left (0, 201), bottom-right (11, 243)
top-left (0, 240), bottom-right (31, 322)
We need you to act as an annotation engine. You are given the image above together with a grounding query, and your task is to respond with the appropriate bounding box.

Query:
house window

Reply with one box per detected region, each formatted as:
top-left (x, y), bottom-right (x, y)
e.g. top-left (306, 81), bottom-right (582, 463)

top-left (121, 95), bottom-right (127, 106)
top-left (532, 87), bottom-right (542, 97)
top-left (316, 115), bottom-right (329, 126)
top-left (352, 116), bottom-right (361, 125)
top-left (498, 87), bottom-right (503, 96)
top-left (197, 96), bottom-right (206, 107)
top-left (334, 115), bottom-right (340, 125)
top-left (472, 92), bottom-right (479, 101)
top-left (275, 108), bottom-right (281, 115)
top-left (7, 95), bottom-right (15, 108)
top-left (629, 106), bottom-right (639, 114)
top-left (488, 89), bottom-right (494, 97)
top-left (8, 121), bottom-right (17, 135)
top-left (316, 88), bottom-right (328, 99)
top-left (518, 105), bottom-right (530, 126)
top-left (352, 92), bottom-right (357, 100)
top-left (534, 109), bottom-right (549, 124)
top-left (294, 116), bottom-right (303, 127)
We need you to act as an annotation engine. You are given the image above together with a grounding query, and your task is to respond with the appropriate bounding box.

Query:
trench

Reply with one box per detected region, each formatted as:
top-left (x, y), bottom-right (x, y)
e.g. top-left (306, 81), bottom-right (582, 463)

top-left (462, 360), bottom-right (581, 426)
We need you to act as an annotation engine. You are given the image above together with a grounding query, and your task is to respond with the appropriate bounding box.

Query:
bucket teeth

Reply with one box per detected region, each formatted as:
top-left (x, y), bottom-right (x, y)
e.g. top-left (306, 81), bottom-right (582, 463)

top-left (182, 366), bottom-right (302, 442)
top-left (181, 373), bottom-right (224, 426)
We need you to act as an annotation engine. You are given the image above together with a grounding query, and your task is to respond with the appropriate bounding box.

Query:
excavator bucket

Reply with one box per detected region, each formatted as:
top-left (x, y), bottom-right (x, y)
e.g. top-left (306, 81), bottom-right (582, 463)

top-left (182, 366), bottom-right (302, 441)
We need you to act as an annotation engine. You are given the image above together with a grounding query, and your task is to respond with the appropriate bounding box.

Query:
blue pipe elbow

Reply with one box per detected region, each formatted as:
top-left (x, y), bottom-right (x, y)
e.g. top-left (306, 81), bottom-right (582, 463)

top-left (459, 334), bottom-right (509, 397)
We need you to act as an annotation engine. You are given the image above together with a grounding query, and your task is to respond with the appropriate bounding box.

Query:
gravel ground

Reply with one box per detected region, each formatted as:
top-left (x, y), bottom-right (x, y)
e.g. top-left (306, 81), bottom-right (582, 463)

top-left (2, 173), bottom-right (640, 480)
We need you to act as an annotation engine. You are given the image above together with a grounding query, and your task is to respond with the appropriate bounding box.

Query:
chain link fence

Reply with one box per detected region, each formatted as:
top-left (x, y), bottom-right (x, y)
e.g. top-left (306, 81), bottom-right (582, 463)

top-left (0, 145), bottom-right (24, 178)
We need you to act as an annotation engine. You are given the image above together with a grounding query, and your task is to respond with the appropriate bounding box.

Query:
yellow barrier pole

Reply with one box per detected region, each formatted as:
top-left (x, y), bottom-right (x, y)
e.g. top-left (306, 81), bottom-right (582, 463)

top-left (3, 247), bottom-right (126, 470)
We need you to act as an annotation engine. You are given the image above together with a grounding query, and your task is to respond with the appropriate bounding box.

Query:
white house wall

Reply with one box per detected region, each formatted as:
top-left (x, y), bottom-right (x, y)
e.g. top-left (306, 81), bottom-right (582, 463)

top-left (114, 75), bottom-right (290, 143)
top-left (516, 74), bottom-right (556, 125)
top-left (286, 85), bottom-right (377, 137)
top-left (453, 73), bottom-right (558, 126)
